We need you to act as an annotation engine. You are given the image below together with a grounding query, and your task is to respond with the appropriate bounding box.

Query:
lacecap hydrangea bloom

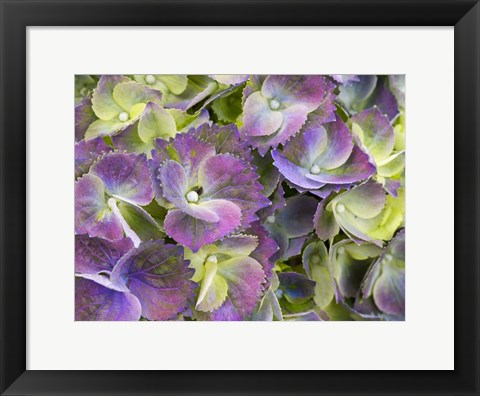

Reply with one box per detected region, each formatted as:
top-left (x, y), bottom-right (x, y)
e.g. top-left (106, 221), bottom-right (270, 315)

top-left (75, 74), bottom-right (406, 321)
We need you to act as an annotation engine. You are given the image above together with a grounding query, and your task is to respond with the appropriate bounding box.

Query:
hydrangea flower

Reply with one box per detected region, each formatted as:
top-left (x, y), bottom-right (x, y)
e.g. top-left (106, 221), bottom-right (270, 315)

top-left (337, 75), bottom-right (399, 120)
top-left (302, 240), bottom-right (334, 309)
top-left (185, 225), bottom-right (276, 320)
top-left (75, 152), bottom-right (161, 246)
top-left (314, 180), bottom-right (404, 246)
top-left (358, 229), bottom-right (405, 319)
top-left (328, 239), bottom-right (383, 317)
top-left (110, 103), bottom-right (210, 156)
top-left (275, 271), bottom-right (319, 319)
top-left (74, 136), bottom-right (112, 178)
top-left (152, 131), bottom-right (270, 251)
top-left (85, 75), bottom-right (163, 140)
top-left (75, 240), bottom-right (194, 321)
top-left (134, 74), bottom-right (188, 96)
top-left (75, 97), bottom-right (97, 141)
top-left (241, 75), bottom-right (336, 155)
top-left (264, 195), bottom-right (318, 262)
top-left (272, 115), bottom-right (376, 198)
top-left (351, 107), bottom-right (405, 196)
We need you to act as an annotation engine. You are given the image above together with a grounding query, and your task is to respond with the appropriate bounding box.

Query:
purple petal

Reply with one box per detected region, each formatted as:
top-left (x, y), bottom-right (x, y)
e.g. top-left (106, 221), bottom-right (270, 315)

top-left (274, 116), bottom-right (329, 167)
top-left (285, 235), bottom-right (308, 258)
top-left (190, 123), bottom-right (253, 163)
top-left (153, 133), bottom-right (216, 187)
top-left (198, 298), bottom-right (243, 321)
top-left (262, 75), bottom-right (334, 112)
top-left (75, 277), bottom-right (141, 321)
top-left (242, 91), bottom-right (283, 137)
top-left (75, 137), bottom-right (112, 179)
top-left (90, 152), bottom-right (153, 205)
top-left (305, 146), bottom-right (376, 184)
top-left (265, 223), bottom-right (289, 262)
top-left (272, 150), bottom-right (323, 189)
top-left (314, 194), bottom-right (340, 240)
top-left (199, 154), bottom-right (270, 227)
top-left (276, 195), bottom-right (318, 238)
top-left (314, 115), bottom-right (353, 170)
top-left (111, 241), bottom-right (195, 321)
top-left (277, 272), bottom-right (315, 305)
top-left (164, 200), bottom-right (242, 252)
top-left (258, 182), bottom-right (286, 221)
top-left (75, 97), bottom-right (97, 141)
top-left (110, 122), bottom-right (149, 154)
top-left (252, 104), bottom-right (309, 155)
top-left (158, 160), bottom-right (189, 209)
top-left (372, 230), bottom-right (405, 318)
top-left (75, 174), bottom-right (123, 241)
top-left (245, 221), bottom-right (279, 287)
top-left (216, 256), bottom-right (266, 318)
top-left (75, 235), bottom-right (133, 274)
top-left (366, 80), bottom-right (399, 120)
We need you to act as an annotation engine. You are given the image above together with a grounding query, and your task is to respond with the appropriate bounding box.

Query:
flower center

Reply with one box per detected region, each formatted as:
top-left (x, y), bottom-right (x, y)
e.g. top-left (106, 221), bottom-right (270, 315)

top-left (206, 255), bottom-right (218, 264)
top-left (266, 215), bottom-right (276, 224)
top-left (118, 112), bottom-right (129, 122)
top-left (336, 204), bottom-right (345, 213)
top-left (269, 99), bottom-right (280, 110)
top-left (310, 164), bottom-right (321, 175)
top-left (145, 74), bottom-right (156, 84)
top-left (186, 190), bottom-right (199, 203)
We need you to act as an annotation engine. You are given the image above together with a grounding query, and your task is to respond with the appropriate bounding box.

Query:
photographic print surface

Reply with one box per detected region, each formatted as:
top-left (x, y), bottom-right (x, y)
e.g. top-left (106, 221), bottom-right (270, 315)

top-left (75, 75), bottom-right (405, 321)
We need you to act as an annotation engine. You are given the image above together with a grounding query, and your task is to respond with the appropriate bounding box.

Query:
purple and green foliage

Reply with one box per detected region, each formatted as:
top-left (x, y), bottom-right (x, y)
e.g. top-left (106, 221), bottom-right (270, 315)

top-left (75, 74), bottom-right (405, 321)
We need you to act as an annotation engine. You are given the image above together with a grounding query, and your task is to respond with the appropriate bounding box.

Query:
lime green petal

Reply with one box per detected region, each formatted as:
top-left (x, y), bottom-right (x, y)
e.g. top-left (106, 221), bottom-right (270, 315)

top-left (196, 260), bottom-right (228, 312)
top-left (155, 75), bottom-right (188, 95)
top-left (303, 241), bottom-right (334, 309)
top-left (85, 118), bottom-right (126, 140)
top-left (113, 81), bottom-right (162, 112)
top-left (138, 103), bottom-right (177, 144)
top-left (91, 75), bottom-right (130, 120)
top-left (378, 151), bottom-right (405, 177)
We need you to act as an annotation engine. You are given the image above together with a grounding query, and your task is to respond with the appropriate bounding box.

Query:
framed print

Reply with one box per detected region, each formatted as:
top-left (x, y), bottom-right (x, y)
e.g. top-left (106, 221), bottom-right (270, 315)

top-left (0, 1), bottom-right (479, 395)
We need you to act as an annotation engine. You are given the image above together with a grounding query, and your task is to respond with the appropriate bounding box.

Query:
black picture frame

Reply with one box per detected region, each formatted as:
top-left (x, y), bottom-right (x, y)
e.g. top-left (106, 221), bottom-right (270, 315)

top-left (1, 1), bottom-right (478, 395)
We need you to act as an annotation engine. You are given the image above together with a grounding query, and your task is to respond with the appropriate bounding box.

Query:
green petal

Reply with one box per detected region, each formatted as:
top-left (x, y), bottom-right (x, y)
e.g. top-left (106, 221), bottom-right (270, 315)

top-left (138, 103), bottom-right (177, 144)
top-left (91, 75), bottom-right (130, 120)
top-left (112, 81), bottom-right (162, 112)
top-left (377, 151), bottom-right (405, 177)
top-left (303, 241), bottom-right (334, 309)
top-left (85, 118), bottom-right (126, 140)
top-left (196, 260), bottom-right (228, 312)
